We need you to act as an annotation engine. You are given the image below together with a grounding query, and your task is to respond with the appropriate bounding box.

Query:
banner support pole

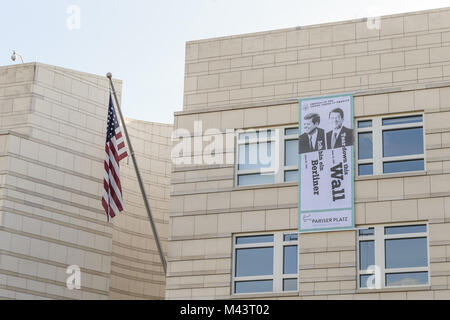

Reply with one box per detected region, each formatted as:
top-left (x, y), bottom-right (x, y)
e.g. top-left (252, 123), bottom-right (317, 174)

top-left (106, 73), bottom-right (167, 275)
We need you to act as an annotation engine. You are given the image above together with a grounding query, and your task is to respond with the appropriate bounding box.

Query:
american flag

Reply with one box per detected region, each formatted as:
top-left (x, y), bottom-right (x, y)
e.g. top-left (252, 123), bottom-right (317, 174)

top-left (102, 94), bottom-right (128, 221)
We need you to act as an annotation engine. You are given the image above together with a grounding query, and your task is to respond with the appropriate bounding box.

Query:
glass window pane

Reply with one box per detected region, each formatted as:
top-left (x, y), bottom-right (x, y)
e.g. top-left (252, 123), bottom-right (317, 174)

top-left (235, 247), bottom-right (273, 277)
top-left (358, 132), bottom-right (373, 160)
top-left (238, 144), bottom-right (254, 171)
top-left (235, 280), bottom-right (273, 294)
top-left (238, 173), bottom-right (275, 186)
top-left (385, 238), bottom-right (428, 269)
top-left (238, 144), bottom-right (248, 170)
top-left (284, 234), bottom-right (298, 242)
top-left (259, 130), bottom-right (273, 139)
top-left (283, 279), bottom-right (298, 291)
top-left (359, 228), bottom-right (374, 236)
top-left (359, 241), bottom-right (375, 271)
top-left (257, 142), bottom-right (274, 167)
top-left (236, 235), bottom-right (274, 245)
top-left (360, 274), bottom-right (374, 289)
top-left (285, 128), bottom-right (299, 136)
top-left (385, 272), bottom-right (428, 287)
top-left (239, 132), bottom-right (258, 141)
top-left (283, 245), bottom-right (298, 274)
top-left (284, 170), bottom-right (298, 182)
top-left (359, 164), bottom-right (373, 176)
top-left (385, 225), bottom-right (426, 235)
top-left (383, 128), bottom-right (423, 157)
top-left (285, 140), bottom-right (299, 166)
top-left (238, 143), bottom-right (274, 171)
top-left (383, 159), bottom-right (424, 174)
top-left (358, 120), bottom-right (372, 128)
top-left (383, 115), bottom-right (422, 126)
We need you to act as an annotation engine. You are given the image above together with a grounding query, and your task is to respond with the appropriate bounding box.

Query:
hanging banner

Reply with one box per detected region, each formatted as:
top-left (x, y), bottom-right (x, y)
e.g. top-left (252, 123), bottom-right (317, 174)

top-left (298, 94), bottom-right (354, 233)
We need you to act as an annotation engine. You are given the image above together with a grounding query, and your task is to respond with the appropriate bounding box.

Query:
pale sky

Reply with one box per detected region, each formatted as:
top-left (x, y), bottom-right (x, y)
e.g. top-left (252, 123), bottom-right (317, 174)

top-left (1, 0), bottom-right (450, 124)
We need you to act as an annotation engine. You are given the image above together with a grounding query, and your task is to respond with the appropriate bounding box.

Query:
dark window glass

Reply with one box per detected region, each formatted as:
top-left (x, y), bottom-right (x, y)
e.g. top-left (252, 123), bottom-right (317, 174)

top-left (385, 272), bottom-right (428, 287)
top-left (235, 247), bottom-right (273, 277)
top-left (285, 140), bottom-right (298, 166)
top-left (383, 159), bottom-right (424, 174)
top-left (358, 132), bottom-right (373, 160)
top-left (284, 234), bottom-right (298, 242)
top-left (383, 128), bottom-right (423, 157)
top-left (358, 120), bottom-right (373, 128)
top-left (238, 173), bottom-right (275, 186)
top-left (359, 228), bottom-right (374, 236)
top-left (235, 280), bottom-right (273, 294)
top-left (238, 143), bottom-right (274, 171)
top-left (382, 115), bottom-right (422, 126)
top-left (359, 241), bottom-right (375, 271)
top-left (283, 279), bottom-right (298, 291)
top-left (285, 128), bottom-right (299, 136)
top-left (385, 225), bottom-right (426, 235)
top-left (385, 238), bottom-right (428, 269)
top-left (284, 170), bottom-right (298, 182)
top-left (359, 164), bottom-right (373, 176)
top-left (236, 235), bottom-right (274, 245)
top-left (283, 246), bottom-right (298, 274)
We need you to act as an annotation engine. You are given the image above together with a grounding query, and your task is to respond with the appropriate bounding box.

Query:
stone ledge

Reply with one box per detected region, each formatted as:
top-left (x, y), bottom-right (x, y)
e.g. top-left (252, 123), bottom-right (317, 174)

top-left (356, 285), bottom-right (431, 294)
top-left (166, 254), bottom-right (231, 261)
top-left (170, 203), bottom-right (297, 217)
top-left (167, 270), bottom-right (230, 277)
top-left (229, 291), bottom-right (299, 300)
top-left (176, 82), bottom-right (450, 116)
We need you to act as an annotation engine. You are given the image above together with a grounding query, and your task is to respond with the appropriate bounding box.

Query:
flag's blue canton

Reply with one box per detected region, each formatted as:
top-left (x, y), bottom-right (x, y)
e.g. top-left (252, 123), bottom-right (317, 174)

top-left (106, 97), bottom-right (120, 142)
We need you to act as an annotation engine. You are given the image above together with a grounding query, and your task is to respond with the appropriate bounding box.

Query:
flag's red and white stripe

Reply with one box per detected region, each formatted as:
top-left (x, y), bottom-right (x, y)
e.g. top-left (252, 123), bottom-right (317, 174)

top-left (102, 94), bottom-right (128, 221)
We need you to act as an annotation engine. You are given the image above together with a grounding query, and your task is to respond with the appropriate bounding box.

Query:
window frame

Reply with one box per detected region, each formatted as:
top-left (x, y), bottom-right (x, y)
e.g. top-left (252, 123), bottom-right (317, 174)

top-left (232, 231), bottom-right (299, 295)
top-left (357, 223), bottom-right (430, 290)
top-left (355, 113), bottom-right (425, 177)
top-left (235, 126), bottom-right (299, 187)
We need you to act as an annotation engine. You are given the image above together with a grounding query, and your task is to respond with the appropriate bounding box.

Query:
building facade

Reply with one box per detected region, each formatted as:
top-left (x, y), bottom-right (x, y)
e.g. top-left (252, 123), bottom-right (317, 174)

top-left (0, 63), bottom-right (171, 299)
top-left (167, 7), bottom-right (450, 299)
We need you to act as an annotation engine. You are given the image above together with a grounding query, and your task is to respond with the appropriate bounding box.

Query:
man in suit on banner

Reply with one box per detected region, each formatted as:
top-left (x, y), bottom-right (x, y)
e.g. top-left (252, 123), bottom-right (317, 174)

top-left (326, 107), bottom-right (354, 149)
top-left (299, 113), bottom-right (327, 154)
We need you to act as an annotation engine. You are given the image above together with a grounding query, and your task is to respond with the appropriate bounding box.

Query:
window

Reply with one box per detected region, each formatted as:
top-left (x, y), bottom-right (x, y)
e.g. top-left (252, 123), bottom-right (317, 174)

top-left (233, 232), bottom-right (298, 294)
top-left (236, 127), bottom-right (298, 186)
top-left (356, 114), bottom-right (424, 176)
top-left (357, 224), bottom-right (429, 289)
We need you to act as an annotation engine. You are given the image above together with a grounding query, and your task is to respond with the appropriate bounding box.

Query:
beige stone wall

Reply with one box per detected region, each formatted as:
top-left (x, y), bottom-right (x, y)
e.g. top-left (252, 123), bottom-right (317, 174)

top-left (109, 119), bottom-right (172, 300)
top-left (0, 63), bottom-right (171, 300)
top-left (182, 8), bottom-right (450, 112)
top-left (168, 7), bottom-right (450, 300)
top-left (0, 64), bottom-right (34, 136)
top-left (0, 63), bottom-right (116, 299)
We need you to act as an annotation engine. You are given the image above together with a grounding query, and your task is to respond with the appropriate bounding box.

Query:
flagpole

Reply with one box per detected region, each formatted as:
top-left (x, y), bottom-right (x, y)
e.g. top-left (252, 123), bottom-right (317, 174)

top-left (106, 73), bottom-right (167, 275)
